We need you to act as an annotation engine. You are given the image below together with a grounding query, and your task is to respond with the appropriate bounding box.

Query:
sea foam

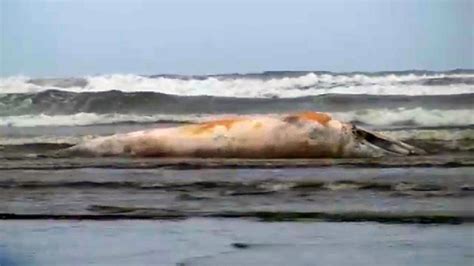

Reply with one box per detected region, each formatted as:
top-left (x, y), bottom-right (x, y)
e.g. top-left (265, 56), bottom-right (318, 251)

top-left (1, 108), bottom-right (472, 127)
top-left (1, 73), bottom-right (473, 97)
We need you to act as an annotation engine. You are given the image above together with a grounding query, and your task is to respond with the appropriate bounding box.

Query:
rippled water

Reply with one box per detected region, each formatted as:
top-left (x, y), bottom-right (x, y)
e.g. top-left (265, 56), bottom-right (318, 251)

top-left (1, 164), bottom-right (473, 222)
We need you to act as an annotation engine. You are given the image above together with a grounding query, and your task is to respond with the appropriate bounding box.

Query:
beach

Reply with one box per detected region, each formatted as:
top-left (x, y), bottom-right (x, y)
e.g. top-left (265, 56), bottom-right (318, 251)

top-left (1, 71), bottom-right (473, 265)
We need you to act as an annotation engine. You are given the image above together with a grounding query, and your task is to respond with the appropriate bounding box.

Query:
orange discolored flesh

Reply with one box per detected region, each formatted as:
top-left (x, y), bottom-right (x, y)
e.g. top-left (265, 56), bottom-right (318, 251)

top-left (285, 111), bottom-right (332, 125)
top-left (189, 118), bottom-right (243, 135)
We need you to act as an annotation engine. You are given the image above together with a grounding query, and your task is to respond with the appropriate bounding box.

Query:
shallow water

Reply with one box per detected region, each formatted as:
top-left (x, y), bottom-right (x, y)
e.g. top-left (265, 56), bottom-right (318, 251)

top-left (1, 165), bottom-right (473, 223)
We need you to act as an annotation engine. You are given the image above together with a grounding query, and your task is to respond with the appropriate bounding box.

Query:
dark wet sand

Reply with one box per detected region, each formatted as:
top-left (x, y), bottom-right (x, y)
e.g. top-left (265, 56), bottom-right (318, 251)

top-left (1, 219), bottom-right (473, 266)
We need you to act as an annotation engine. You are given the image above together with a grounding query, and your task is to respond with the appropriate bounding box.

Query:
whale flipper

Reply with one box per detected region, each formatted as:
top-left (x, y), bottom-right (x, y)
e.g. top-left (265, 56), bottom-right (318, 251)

top-left (352, 125), bottom-right (426, 156)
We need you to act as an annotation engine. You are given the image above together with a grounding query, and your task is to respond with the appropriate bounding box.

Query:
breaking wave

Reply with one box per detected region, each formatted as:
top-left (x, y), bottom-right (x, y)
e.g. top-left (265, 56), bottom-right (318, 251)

top-left (0, 113), bottom-right (203, 127)
top-left (1, 108), bottom-right (472, 128)
top-left (1, 90), bottom-right (473, 116)
top-left (333, 108), bottom-right (474, 127)
top-left (1, 71), bottom-right (473, 97)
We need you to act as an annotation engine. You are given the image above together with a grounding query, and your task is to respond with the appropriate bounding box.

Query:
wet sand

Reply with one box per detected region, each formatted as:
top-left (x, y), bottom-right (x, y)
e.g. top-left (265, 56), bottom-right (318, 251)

top-left (1, 219), bottom-right (473, 266)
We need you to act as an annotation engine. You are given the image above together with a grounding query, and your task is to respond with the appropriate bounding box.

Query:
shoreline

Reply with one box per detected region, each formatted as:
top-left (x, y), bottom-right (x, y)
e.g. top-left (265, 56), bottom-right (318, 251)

top-left (1, 155), bottom-right (473, 170)
top-left (1, 211), bottom-right (473, 224)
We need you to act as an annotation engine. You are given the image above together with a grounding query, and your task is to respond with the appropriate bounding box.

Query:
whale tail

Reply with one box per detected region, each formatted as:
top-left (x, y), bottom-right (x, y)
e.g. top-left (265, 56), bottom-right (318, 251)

top-left (352, 125), bottom-right (426, 156)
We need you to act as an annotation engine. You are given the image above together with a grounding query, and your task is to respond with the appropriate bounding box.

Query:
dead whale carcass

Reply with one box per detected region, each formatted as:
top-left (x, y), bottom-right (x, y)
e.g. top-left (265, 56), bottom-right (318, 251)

top-left (65, 112), bottom-right (425, 158)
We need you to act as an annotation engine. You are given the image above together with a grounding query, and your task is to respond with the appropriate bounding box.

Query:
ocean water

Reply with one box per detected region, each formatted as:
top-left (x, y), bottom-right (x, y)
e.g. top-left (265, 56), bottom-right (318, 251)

top-left (1, 70), bottom-right (473, 155)
top-left (1, 70), bottom-right (473, 265)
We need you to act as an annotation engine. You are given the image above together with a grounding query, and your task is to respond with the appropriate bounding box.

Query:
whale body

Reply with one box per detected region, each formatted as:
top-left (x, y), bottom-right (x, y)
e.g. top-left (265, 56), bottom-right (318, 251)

top-left (65, 112), bottom-right (425, 158)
